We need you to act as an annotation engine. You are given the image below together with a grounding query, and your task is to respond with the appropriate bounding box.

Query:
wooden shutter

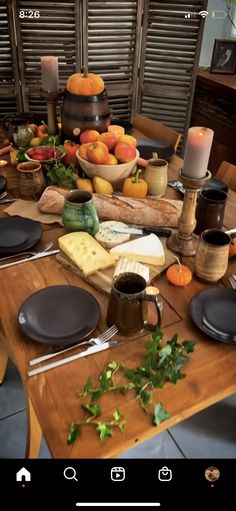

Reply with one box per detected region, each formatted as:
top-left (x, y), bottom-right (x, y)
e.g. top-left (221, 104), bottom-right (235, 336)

top-left (13, 0), bottom-right (82, 112)
top-left (138, 0), bottom-right (207, 148)
top-left (84, 0), bottom-right (143, 119)
top-left (0, 0), bottom-right (21, 116)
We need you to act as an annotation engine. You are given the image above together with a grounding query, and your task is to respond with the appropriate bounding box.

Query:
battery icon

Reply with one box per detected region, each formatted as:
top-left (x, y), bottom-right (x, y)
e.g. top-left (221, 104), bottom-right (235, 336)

top-left (211, 10), bottom-right (227, 19)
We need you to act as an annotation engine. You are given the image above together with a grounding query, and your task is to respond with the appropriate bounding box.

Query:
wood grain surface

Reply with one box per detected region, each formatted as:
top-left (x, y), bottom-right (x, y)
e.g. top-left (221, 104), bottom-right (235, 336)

top-left (0, 154), bottom-right (236, 459)
top-left (56, 234), bottom-right (176, 296)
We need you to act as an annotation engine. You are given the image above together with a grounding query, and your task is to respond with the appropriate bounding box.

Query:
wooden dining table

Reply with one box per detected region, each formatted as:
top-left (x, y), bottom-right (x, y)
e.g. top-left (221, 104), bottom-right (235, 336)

top-left (0, 153), bottom-right (236, 459)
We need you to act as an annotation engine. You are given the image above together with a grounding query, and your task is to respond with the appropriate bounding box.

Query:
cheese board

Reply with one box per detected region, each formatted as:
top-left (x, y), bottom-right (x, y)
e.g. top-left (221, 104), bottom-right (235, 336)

top-left (56, 236), bottom-right (176, 296)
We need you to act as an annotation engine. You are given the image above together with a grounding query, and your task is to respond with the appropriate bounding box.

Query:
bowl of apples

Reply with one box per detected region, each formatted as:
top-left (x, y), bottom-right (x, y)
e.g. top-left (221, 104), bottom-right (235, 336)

top-left (76, 130), bottom-right (139, 185)
top-left (25, 145), bottom-right (65, 164)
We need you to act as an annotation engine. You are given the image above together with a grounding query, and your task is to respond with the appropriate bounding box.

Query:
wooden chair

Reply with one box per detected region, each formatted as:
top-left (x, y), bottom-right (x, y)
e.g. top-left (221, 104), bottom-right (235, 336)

top-left (132, 114), bottom-right (181, 151)
top-left (215, 161), bottom-right (236, 192)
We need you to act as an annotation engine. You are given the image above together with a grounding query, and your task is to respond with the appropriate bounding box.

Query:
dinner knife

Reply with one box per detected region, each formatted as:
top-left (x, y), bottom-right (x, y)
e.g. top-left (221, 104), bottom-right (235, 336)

top-left (110, 225), bottom-right (172, 237)
top-left (27, 340), bottom-right (119, 377)
top-left (0, 250), bottom-right (59, 270)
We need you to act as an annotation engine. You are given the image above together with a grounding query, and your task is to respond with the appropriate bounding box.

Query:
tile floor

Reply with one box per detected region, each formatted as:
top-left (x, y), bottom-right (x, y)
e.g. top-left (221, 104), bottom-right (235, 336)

top-left (0, 360), bottom-right (236, 459)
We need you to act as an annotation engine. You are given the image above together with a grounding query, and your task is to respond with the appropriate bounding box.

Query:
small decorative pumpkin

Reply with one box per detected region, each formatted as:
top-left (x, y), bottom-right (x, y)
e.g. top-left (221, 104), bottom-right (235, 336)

top-left (167, 257), bottom-right (192, 287)
top-left (66, 66), bottom-right (105, 96)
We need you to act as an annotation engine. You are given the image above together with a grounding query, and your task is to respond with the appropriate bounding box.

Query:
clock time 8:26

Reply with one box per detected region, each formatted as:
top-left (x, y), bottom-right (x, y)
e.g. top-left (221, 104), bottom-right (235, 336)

top-left (19, 10), bottom-right (40, 18)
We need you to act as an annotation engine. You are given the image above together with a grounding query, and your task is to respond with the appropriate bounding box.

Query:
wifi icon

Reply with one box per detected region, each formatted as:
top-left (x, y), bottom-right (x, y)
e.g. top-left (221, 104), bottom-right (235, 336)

top-left (199, 10), bottom-right (208, 18)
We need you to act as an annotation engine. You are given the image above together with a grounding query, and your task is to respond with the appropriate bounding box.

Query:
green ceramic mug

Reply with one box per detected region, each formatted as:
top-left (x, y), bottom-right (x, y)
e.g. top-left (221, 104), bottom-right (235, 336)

top-left (62, 190), bottom-right (99, 235)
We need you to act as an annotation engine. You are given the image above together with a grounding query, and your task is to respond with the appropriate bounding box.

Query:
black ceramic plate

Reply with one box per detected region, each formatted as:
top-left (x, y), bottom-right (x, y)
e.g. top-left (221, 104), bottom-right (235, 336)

top-left (190, 288), bottom-right (236, 344)
top-left (137, 139), bottom-right (175, 161)
top-left (0, 216), bottom-right (42, 255)
top-left (18, 285), bottom-right (101, 346)
top-left (0, 175), bottom-right (7, 194)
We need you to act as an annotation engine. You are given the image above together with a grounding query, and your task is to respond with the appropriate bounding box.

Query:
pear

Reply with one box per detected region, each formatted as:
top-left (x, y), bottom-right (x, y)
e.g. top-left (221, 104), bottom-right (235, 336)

top-left (93, 176), bottom-right (113, 194)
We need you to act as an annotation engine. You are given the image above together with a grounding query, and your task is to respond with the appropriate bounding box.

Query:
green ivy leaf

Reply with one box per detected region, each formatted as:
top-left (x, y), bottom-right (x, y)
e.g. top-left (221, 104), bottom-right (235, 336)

top-left (181, 340), bottom-right (196, 353)
top-left (91, 390), bottom-right (104, 401)
top-left (167, 371), bottom-right (186, 384)
top-left (118, 422), bottom-right (126, 433)
top-left (113, 408), bottom-right (122, 421)
top-left (139, 389), bottom-right (152, 405)
top-left (82, 377), bottom-right (93, 396)
top-left (158, 344), bottom-right (172, 363)
top-left (153, 403), bottom-right (171, 426)
top-left (96, 423), bottom-right (113, 442)
top-left (108, 361), bottom-right (119, 371)
top-left (82, 403), bottom-right (101, 417)
top-left (100, 370), bottom-right (112, 391)
top-left (67, 423), bottom-right (80, 444)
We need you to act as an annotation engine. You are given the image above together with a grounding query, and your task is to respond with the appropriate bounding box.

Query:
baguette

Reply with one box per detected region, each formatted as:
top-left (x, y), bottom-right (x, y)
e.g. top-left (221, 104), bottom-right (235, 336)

top-left (92, 194), bottom-right (182, 227)
top-left (38, 186), bottom-right (70, 214)
top-left (37, 187), bottom-right (182, 227)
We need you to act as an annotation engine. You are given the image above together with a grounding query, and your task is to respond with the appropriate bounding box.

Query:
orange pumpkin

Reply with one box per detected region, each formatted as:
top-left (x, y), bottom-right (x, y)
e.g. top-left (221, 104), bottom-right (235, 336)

top-left (167, 257), bottom-right (192, 287)
top-left (66, 66), bottom-right (104, 96)
top-left (229, 240), bottom-right (236, 258)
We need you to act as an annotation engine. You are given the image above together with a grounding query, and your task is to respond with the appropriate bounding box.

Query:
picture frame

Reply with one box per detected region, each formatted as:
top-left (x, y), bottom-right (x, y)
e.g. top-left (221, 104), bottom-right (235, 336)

top-left (210, 39), bottom-right (236, 74)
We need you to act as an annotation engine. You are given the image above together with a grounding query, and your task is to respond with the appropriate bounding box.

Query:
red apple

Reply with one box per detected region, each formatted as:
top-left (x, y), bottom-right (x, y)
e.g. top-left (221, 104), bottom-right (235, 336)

top-left (80, 130), bottom-right (100, 144)
top-left (114, 142), bottom-right (136, 163)
top-left (99, 132), bottom-right (117, 151)
top-left (118, 134), bottom-right (137, 147)
top-left (86, 141), bottom-right (109, 164)
top-left (105, 153), bottom-right (118, 165)
top-left (78, 143), bottom-right (90, 161)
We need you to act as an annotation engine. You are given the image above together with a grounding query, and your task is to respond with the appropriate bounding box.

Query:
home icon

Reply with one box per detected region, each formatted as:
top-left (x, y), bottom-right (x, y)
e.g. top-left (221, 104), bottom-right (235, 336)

top-left (16, 467), bottom-right (31, 482)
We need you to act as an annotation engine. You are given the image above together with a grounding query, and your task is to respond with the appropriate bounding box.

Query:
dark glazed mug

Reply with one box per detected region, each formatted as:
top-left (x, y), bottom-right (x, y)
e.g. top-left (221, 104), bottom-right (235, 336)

top-left (106, 272), bottom-right (162, 335)
top-left (195, 189), bottom-right (227, 235)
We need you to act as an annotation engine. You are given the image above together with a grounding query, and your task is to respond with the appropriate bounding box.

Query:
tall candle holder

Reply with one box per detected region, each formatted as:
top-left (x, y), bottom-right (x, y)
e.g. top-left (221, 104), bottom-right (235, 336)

top-left (167, 169), bottom-right (212, 256)
top-left (40, 89), bottom-right (63, 136)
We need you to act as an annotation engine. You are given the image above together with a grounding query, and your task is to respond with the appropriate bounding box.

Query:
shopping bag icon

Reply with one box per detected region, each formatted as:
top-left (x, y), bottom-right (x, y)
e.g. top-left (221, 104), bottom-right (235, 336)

top-left (158, 466), bottom-right (172, 481)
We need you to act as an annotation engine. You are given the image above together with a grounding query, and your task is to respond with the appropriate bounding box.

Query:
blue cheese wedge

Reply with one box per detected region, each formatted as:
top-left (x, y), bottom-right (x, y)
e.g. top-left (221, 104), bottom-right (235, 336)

top-left (95, 221), bottom-right (130, 249)
top-left (110, 233), bottom-right (165, 266)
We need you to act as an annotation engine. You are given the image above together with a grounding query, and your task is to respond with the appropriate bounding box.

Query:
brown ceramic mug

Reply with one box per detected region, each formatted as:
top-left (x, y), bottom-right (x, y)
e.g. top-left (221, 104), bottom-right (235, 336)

top-left (17, 161), bottom-right (45, 201)
top-left (106, 272), bottom-right (162, 335)
top-left (195, 189), bottom-right (227, 235)
top-left (194, 229), bottom-right (231, 283)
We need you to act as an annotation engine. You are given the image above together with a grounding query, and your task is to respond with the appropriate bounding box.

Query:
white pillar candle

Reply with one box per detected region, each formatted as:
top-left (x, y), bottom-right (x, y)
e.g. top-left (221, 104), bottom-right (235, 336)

top-left (41, 56), bottom-right (59, 92)
top-left (182, 127), bottom-right (214, 179)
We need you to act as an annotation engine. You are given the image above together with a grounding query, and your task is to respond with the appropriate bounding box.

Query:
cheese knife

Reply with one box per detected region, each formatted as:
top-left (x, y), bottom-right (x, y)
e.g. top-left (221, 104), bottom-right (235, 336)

top-left (109, 225), bottom-right (172, 237)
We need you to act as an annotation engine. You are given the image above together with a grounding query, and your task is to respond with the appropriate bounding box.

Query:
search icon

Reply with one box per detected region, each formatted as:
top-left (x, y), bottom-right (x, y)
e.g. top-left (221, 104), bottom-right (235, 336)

top-left (63, 467), bottom-right (78, 482)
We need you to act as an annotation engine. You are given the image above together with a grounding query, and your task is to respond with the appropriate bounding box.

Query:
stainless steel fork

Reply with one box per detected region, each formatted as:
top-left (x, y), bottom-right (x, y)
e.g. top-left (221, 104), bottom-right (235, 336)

top-left (229, 275), bottom-right (236, 289)
top-left (28, 324), bottom-right (118, 366)
top-left (0, 242), bottom-right (54, 263)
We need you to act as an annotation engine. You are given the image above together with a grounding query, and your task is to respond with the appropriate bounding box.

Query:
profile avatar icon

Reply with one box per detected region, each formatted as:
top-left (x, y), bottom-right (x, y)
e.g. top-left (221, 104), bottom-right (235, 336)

top-left (205, 466), bottom-right (220, 482)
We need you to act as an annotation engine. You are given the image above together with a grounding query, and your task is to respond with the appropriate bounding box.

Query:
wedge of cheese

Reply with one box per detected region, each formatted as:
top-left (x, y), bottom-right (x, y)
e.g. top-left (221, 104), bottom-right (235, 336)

top-left (95, 221), bottom-right (130, 249)
top-left (110, 233), bottom-right (165, 266)
top-left (59, 232), bottom-right (115, 276)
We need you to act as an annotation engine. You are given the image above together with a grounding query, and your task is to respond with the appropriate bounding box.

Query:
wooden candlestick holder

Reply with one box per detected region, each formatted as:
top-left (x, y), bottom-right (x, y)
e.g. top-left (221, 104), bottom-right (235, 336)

top-left (40, 89), bottom-right (63, 136)
top-left (167, 169), bottom-right (212, 256)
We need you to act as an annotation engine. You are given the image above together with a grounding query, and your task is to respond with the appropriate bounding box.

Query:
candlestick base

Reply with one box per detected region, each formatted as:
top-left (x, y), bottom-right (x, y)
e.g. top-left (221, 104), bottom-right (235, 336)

top-left (167, 169), bottom-right (212, 256)
top-left (40, 89), bottom-right (63, 136)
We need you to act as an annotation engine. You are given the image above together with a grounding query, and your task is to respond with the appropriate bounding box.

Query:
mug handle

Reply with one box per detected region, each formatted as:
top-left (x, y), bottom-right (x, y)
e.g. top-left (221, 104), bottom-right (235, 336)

top-left (141, 294), bottom-right (163, 331)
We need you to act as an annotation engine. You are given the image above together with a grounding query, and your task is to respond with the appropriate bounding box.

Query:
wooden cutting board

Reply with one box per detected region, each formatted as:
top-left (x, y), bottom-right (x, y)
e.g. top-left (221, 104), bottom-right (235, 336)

top-left (56, 237), bottom-right (176, 296)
